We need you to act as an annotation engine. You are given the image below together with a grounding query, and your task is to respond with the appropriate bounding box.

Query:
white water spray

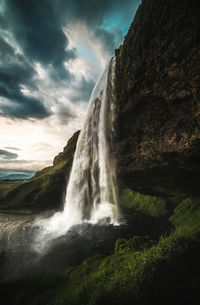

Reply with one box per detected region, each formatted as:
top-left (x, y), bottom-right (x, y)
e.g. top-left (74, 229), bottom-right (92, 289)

top-left (34, 57), bottom-right (119, 241)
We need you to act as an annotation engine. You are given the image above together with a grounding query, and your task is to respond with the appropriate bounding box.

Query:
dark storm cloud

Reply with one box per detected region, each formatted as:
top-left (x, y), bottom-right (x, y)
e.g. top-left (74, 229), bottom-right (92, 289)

top-left (0, 58), bottom-right (36, 90)
top-left (0, 0), bottom-right (140, 121)
top-left (2, 0), bottom-right (141, 66)
top-left (1, 0), bottom-right (141, 71)
top-left (49, 47), bottom-right (78, 82)
top-left (0, 0), bottom-right (78, 121)
top-left (0, 13), bottom-right (6, 28)
top-left (94, 27), bottom-right (116, 54)
top-left (0, 48), bottom-right (51, 119)
top-left (49, 63), bottom-right (72, 83)
top-left (53, 0), bottom-right (140, 27)
top-left (56, 103), bottom-right (77, 125)
top-left (4, 0), bottom-right (76, 68)
top-left (0, 95), bottom-right (51, 120)
top-left (52, 0), bottom-right (140, 54)
top-left (53, 0), bottom-right (112, 26)
top-left (0, 37), bottom-right (15, 60)
top-left (70, 77), bottom-right (95, 103)
top-left (0, 149), bottom-right (18, 160)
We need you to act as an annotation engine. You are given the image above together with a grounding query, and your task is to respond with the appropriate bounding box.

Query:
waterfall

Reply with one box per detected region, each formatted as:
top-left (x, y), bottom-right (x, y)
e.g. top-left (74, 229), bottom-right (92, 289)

top-left (63, 56), bottom-right (118, 223)
top-left (34, 57), bottom-right (119, 240)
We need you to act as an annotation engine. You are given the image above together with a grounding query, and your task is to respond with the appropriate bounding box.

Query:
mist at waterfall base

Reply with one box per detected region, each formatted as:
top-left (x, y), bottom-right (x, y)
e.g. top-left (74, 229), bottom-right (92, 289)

top-left (0, 211), bottom-right (135, 281)
top-left (0, 57), bottom-right (130, 281)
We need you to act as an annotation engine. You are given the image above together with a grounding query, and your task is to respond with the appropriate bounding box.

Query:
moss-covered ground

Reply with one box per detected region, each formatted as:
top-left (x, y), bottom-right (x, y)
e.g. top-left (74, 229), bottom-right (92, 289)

top-left (1, 191), bottom-right (200, 305)
top-left (120, 188), bottom-right (168, 217)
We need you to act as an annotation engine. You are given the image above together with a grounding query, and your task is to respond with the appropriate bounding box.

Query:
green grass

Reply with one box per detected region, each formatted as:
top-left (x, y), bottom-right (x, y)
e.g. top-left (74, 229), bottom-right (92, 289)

top-left (170, 197), bottom-right (200, 236)
top-left (0, 159), bottom-right (72, 211)
top-left (1, 196), bottom-right (200, 305)
top-left (0, 181), bottom-right (22, 198)
top-left (1, 178), bottom-right (199, 305)
top-left (4, 233), bottom-right (199, 305)
top-left (114, 235), bottom-right (155, 255)
top-left (0, 165), bottom-right (199, 304)
top-left (120, 188), bottom-right (168, 217)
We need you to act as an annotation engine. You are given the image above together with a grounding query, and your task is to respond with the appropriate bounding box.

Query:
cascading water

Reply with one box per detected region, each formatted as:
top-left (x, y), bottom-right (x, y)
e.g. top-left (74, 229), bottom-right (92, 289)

top-left (64, 56), bottom-right (118, 223)
top-left (34, 57), bottom-right (119, 242)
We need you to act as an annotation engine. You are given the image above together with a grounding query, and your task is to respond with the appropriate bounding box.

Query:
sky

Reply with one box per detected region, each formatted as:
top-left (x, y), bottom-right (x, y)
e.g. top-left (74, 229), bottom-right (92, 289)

top-left (0, 0), bottom-right (140, 174)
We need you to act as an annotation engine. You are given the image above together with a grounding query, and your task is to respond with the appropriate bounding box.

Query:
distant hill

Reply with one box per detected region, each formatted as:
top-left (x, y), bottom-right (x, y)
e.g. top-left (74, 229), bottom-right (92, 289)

top-left (0, 174), bottom-right (33, 180)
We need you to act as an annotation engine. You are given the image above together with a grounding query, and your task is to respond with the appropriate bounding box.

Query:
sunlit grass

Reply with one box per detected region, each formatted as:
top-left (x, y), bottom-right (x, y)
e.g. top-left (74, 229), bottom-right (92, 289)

top-left (120, 188), bottom-right (168, 217)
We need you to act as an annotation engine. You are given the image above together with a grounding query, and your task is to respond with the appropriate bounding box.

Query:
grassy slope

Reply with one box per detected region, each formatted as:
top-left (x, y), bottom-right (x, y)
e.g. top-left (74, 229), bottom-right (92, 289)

top-left (0, 161), bottom-right (69, 212)
top-left (0, 131), bottom-right (79, 213)
top-left (0, 181), bottom-right (21, 199)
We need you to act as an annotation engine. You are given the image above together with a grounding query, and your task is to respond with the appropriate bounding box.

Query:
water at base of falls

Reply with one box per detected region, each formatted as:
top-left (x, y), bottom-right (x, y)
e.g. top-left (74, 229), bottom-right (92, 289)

top-left (33, 57), bottom-right (119, 246)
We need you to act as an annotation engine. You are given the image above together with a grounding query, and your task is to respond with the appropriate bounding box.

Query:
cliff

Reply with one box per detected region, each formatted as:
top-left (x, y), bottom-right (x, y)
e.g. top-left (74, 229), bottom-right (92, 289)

top-left (116, 0), bottom-right (200, 198)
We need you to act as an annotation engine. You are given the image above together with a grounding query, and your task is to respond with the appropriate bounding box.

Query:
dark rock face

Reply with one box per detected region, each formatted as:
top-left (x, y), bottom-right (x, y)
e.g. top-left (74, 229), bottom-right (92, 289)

top-left (116, 0), bottom-right (200, 197)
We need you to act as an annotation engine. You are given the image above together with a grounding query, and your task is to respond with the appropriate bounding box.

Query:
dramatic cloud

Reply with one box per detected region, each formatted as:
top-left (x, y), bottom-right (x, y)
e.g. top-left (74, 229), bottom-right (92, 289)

top-left (4, 0), bottom-right (75, 67)
top-left (0, 149), bottom-right (18, 159)
top-left (0, 38), bottom-right (51, 119)
top-left (0, 0), bottom-right (141, 171)
top-left (53, 102), bottom-right (77, 125)
top-left (69, 77), bottom-right (95, 103)
top-left (0, 95), bottom-right (51, 120)
top-left (53, 0), bottom-right (141, 57)
top-left (0, 36), bottom-right (15, 59)
top-left (53, 0), bottom-right (140, 29)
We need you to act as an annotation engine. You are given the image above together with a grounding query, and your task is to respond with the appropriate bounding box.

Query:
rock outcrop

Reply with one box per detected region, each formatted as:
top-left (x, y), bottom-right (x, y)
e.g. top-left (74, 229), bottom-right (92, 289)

top-left (53, 131), bottom-right (80, 166)
top-left (116, 0), bottom-right (200, 197)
